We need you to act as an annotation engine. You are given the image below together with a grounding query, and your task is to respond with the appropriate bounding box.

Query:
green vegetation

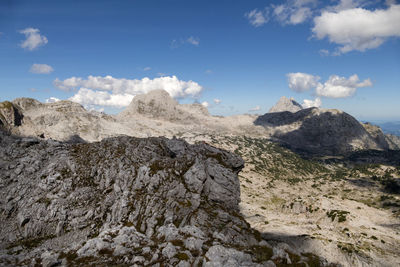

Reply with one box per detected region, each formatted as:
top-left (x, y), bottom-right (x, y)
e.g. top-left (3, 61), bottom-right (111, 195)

top-left (251, 245), bottom-right (273, 263)
top-left (337, 242), bottom-right (357, 254)
top-left (326, 210), bottom-right (350, 223)
top-left (175, 252), bottom-right (190, 261)
top-left (0, 101), bottom-right (13, 109)
top-left (220, 136), bottom-right (328, 180)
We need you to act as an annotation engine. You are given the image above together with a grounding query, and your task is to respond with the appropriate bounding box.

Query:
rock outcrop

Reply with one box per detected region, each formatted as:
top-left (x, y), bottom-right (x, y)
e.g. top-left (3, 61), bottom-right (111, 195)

top-left (2, 98), bottom-right (117, 142)
top-left (0, 101), bottom-right (24, 132)
top-left (1, 130), bottom-right (327, 266)
top-left (118, 89), bottom-right (210, 123)
top-left (268, 96), bottom-right (303, 113)
top-left (119, 90), bottom-right (181, 119)
top-left (255, 107), bottom-right (398, 155)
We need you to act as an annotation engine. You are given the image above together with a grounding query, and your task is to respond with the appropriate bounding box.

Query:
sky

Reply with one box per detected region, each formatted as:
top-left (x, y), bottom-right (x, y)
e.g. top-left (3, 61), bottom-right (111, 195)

top-left (0, 0), bottom-right (399, 121)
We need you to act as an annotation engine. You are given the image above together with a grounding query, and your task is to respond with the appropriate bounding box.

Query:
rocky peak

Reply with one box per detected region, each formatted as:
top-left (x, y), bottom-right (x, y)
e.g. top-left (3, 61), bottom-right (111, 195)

top-left (0, 101), bottom-right (23, 131)
top-left (268, 96), bottom-right (303, 113)
top-left (119, 89), bottom-right (179, 119)
top-left (255, 107), bottom-right (397, 155)
top-left (12, 98), bottom-right (42, 111)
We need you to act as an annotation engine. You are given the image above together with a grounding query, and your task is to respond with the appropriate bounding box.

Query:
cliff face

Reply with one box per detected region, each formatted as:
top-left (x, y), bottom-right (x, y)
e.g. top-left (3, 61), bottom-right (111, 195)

top-left (2, 130), bottom-right (310, 266)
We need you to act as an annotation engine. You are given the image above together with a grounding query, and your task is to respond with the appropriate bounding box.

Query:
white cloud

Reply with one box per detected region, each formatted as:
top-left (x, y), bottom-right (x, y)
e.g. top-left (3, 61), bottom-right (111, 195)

top-left (246, 1), bottom-right (317, 27)
top-left (319, 49), bottom-right (330, 56)
top-left (313, 4), bottom-right (400, 53)
top-left (54, 75), bottom-right (204, 108)
top-left (170, 36), bottom-right (200, 48)
top-left (45, 97), bottom-right (60, 103)
top-left (30, 63), bottom-right (54, 74)
top-left (249, 105), bottom-right (261, 112)
top-left (69, 88), bottom-right (133, 108)
top-left (272, 0), bottom-right (317, 25)
top-left (19, 28), bottom-right (48, 51)
top-left (287, 72), bottom-right (372, 98)
top-left (327, 0), bottom-right (369, 12)
top-left (201, 101), bottom-right (209, 108)
top-left (213, 98), bottom-right (221, 104)
top-left (315, 74), bottom-right (372, 98)
top-left (205, 69), bottom-right (213, 74)
top-left (302, 97), bottom-right (321, 108)
top-left (386, 0), bottom-right (397, 6)
top-left (186, 36), bottom-right (200, 46)
top-left (287, 72), bottom-right (320, 92)
top-left (143, 67), bottom-right (151, 71)
top-left (245, 8), bottom-right (269, 27)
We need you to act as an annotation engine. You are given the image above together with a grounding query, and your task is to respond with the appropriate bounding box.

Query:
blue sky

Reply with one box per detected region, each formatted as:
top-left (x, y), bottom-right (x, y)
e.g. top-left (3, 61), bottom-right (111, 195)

top-left (0, 0), bottom-right (399, 120)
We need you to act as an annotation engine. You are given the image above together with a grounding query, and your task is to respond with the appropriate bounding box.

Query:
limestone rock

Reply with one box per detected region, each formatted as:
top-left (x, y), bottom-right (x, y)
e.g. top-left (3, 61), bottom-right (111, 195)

top-left (1, 130), bottom-right (307, 266)
top-left (362, 122), bottom-right (399, 150)
top-left (118, 89), bottom-right (210, 123)
top-left (268, 96), bottom-right (303, 113)
top-left (0, 101), bottom-right (23, 131)
top-left (255, 107), bottom-right (392, 155)
top-left (119, 89), bottom-right (180, 119)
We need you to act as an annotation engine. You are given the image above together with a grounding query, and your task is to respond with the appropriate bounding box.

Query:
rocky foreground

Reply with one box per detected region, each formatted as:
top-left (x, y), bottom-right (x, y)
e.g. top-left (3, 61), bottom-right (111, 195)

top-left (0, 130), bottom-right (332, 266)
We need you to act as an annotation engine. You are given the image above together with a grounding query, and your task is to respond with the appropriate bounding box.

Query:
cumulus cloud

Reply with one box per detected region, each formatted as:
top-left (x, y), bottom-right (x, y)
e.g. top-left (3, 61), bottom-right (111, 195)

top-left (201, 101), bottom-right (209, 108)
top-left (45, 97), bottom-right (60, 103)
top-left (313, 4), bottom-right (400, 53)
top-left (287, 72), bottom-right (372, 98)
top-left (245, 8), bottom-right (269, 27)
top-left (327, 0), bottom-right (369, 12)
top-left (54, 75), bottom-right (204, 108)
top-left (69, 88), bottom-right (133, 108)
top-left (249, 105), bottom-right (261, 112)
top-left (315, 74), bottom-right (372, 98)
top-left (30, 63), bottom-right (54, 74)
top-left (287, 72), bottom-right (320, 92)
top-left (19, 28), bottom-right (48, 51)
top-left (302, 97), bottom-right (321, 108)
top-left (213, 98), bottom-right (221, 104)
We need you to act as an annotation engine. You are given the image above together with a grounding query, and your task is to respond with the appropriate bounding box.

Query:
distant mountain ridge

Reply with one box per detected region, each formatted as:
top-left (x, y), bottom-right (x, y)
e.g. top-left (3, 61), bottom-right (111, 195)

top-left (0, 90), bottom-right (398, 156)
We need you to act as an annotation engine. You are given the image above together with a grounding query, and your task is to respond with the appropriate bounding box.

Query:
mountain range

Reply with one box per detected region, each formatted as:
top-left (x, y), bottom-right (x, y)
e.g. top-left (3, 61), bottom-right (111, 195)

top-left (1, 90), bottom-right (399, 266)
top-left (1, 91), bottom-right (398, 156)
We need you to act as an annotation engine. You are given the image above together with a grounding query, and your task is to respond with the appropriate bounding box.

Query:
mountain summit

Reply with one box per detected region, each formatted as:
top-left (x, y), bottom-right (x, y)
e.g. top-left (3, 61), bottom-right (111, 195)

top-left (119, 89), bottom-right (180, 119)
top-left (268, 96), bottom-right (303, 113)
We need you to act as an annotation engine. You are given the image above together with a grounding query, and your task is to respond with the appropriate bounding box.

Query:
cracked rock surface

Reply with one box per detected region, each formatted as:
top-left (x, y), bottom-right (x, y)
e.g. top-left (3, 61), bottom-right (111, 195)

top-left (0, 130), bottom-right (329, 266)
